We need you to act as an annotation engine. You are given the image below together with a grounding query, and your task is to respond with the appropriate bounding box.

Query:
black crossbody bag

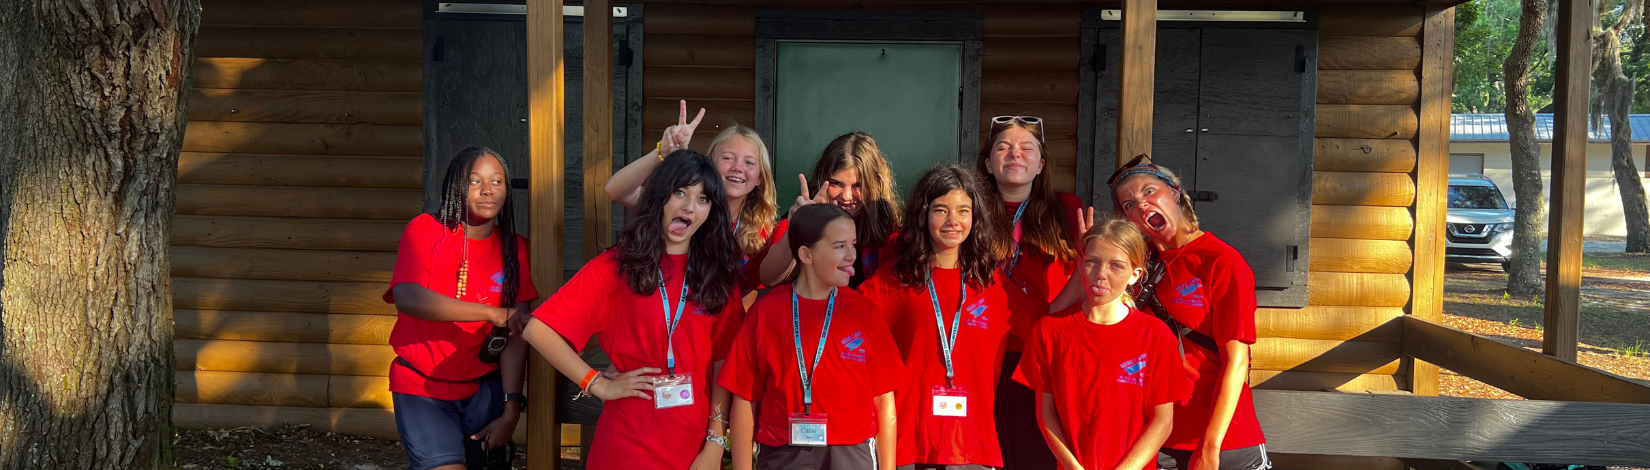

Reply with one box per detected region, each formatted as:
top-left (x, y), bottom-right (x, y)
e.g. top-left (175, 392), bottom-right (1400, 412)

top-left (1134, 252), bottom-right (1222, 357)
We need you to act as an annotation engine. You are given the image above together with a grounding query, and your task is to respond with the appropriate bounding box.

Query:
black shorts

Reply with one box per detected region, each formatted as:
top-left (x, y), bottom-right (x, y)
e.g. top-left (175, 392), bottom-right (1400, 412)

top-left (756, 439), bottom-right (877, 470)
top-left (1157, 444), bottom-right (1272, 470)
top-left (392, 379), bottom-right (507, 470)
top-left (996, 351), bottom-right (1057, 470)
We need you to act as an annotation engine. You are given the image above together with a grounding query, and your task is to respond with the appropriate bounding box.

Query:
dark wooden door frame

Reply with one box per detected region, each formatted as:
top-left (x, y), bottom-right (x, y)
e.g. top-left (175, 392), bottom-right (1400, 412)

top-left (753, 10), bottom-right (984, 167)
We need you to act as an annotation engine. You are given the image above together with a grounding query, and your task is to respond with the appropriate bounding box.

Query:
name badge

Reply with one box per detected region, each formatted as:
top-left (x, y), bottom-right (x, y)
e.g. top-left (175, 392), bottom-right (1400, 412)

top-left (788, 413), bottom-right (828, 447)
top-left (652, 373), bottom-right (694, 409)
top-left (931, 385), bottom-right (969, 417)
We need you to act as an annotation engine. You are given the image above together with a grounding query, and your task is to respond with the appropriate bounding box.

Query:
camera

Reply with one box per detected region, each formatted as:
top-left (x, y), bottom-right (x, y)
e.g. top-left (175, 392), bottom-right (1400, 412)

top-left (479, 326), bottom-right (509, 363)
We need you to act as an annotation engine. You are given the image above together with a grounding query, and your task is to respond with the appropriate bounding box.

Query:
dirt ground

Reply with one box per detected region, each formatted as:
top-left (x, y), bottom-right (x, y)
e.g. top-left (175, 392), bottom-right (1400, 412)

top-left (174, 425), bottom-right (531, 470)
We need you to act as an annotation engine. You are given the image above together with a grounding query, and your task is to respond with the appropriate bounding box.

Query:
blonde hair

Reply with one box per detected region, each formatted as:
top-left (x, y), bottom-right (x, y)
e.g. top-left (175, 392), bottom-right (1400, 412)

top-left (806, 132), bottom-right (902, 251)
top-left (707, 124), bottom-right (778, 255)
top-left (1081, 217), bottom-right (1149, 303)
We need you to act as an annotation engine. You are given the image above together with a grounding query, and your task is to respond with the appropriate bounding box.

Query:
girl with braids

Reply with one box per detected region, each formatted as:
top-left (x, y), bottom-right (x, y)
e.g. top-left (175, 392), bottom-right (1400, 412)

top-left (1108, 155), bottom-right (1269, 470)
top-left (857, 166), bottom-right (1013, 470)
top-left (975, 115), bottom-right (1087, 470)
top-left (759, 132), bottom-right (903, 290)
top-left (524, 150), bottom-right (746, 470)
top-left (383, 146), bottom-right (538, 470)
top-left (719, 204), bottom-right (904, 470)
top-left (605, 100), bottom-right (779, 296)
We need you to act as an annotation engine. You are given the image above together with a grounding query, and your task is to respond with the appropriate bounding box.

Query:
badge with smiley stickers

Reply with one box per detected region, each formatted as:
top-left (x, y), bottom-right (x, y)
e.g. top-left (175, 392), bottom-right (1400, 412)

top-left (652, 373), bottom-right (694, 409)
top-left (931, 385), bottom-right (969, 417)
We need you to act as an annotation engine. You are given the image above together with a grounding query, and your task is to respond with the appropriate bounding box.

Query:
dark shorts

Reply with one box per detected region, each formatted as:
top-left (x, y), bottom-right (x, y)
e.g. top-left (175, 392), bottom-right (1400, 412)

top-left (896, 465), bottom-right (996, 470)
top-left (392, 379), bottom-right (506, 470)
top-left (1158, 444), bottom-right (1272, 470)
top-left (996, 351), bottom-right (1057, 470)
top-left (756, 439), bottom-right (876, 470)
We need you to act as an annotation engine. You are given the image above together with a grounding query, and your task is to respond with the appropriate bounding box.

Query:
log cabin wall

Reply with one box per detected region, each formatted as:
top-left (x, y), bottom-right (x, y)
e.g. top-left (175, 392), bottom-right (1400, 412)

top-left (643, 4), bottom-right (1424, 394)
top-left (171, 0), bottom-right (425, 439)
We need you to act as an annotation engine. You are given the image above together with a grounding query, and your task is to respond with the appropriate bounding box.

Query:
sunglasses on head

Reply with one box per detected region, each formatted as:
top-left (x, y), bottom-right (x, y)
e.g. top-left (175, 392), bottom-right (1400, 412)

top-left (991, 115), bottom-right (1043, 125)
top-left (1106, 154), bottom-right (1159, 188)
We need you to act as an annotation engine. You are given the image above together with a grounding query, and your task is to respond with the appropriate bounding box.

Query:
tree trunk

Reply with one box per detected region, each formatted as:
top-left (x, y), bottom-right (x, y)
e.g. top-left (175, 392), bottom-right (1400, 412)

top-left (1504, 0), bottom-right (1550, 294)
top-left (1605, 86), bottom-right (1649, 252)
top-left (0, 1), bottom-right (199, 468)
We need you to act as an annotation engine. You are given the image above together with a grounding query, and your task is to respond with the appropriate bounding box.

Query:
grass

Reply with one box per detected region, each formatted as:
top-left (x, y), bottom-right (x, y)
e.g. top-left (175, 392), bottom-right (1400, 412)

top-left (1619, 340), bottom-right (1649, 358)
top-left (1443, 264), bottom-right (1650, 357)
top-left (1581, 252), bottom-right (1650, 272)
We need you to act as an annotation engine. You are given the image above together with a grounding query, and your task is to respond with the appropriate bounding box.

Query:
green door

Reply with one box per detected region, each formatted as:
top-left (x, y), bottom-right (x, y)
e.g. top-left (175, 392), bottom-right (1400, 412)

top-left (773, 43), bottom-right (963, 203)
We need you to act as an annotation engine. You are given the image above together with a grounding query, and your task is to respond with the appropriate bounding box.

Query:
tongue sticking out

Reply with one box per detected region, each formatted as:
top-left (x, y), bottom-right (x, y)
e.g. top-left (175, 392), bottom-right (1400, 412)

top-left (839, 265), bottom-right (856, 278)
top-left (1088, 284), bottom-right (1107, 297)
top-left (1146, 213), bottom-right (1168, 231)
top-left (667, 217), bottom-right (691, 235)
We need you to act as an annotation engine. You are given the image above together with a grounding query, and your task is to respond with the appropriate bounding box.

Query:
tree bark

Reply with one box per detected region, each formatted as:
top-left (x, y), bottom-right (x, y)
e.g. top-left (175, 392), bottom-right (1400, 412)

top-left (1504, 0), bottom-right (1550, 294)
top-left (0, 1), bottom-right (199, 468)
top-left (1595, 0), bottom-right (1650, 253)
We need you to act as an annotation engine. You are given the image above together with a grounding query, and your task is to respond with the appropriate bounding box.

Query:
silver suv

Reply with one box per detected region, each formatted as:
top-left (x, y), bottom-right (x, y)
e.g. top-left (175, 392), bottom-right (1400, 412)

top-left (1446, 174), bottom-right (1515, 269)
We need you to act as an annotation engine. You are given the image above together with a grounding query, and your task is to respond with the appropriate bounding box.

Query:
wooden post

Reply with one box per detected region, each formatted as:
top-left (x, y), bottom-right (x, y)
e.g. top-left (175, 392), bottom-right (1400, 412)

top-left (1116, 0), bottom-right (1156, 167)
top-left (1544, 0), bottom-right (1589, 361)
top-left (1408, 5), bottom-right (1454, 396)
top-left (583, 0), bottom-right (614, 261)
top-left (527, 0), bottom-right (566, 468)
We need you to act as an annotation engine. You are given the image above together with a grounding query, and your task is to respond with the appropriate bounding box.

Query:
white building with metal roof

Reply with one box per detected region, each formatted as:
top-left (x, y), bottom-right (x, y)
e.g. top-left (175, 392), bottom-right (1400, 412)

top-left (1450, 113), bottom-right (1650, 237)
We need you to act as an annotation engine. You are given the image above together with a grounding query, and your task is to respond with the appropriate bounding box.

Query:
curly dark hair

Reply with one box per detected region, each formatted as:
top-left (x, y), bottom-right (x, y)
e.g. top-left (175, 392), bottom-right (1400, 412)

top-left (432, 146), bottom-right (521, 306)
top-left (613, 149), bottom-right (740, 313)
top-left (889, 165), bottom-right (1006, 289)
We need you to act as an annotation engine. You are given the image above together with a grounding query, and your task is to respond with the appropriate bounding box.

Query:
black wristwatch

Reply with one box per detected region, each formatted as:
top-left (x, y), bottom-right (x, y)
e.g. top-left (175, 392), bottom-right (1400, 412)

top-left (504, 392), bottom-right (528, 411)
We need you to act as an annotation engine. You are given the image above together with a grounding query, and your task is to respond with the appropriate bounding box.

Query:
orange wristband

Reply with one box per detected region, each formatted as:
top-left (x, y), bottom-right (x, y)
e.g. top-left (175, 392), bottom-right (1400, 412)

top-left (579, 369), bottom-right (600, 390)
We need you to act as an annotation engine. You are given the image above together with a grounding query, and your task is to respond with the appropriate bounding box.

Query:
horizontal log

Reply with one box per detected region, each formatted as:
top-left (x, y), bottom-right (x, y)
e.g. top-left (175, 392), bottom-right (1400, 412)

top-left (646, 4), bottom-right (755, 35)
top-left (1317, 70), bottom-right (1418, 105)
top-left (1253, 338), bottom-right (1402, 375)
top-left (1250, 370), bottom-right (1404, 393)
top-left (172, 246), bottom-right (396, 282)
top-left (1309, 238), bottom-right (1412, 274)
top-left (174, 404), bottom-right (527, 441)
top-left (1271, 454), bottom-right (1405, 470)
top-left (175, 339), bottom-right (393, 376)
top-left (171, 215), bottom-right (405, 251)
top-left (175, 184), bottom-right (421, 220)
top-left (982, 6), bottom-right (1079, 37)
top-left (331, 375), bottom-right (392, 409)
top-left (176, 371), bottom-right (329, 408)
top-left (643, 66), bottom-right (754, 101)
top-left (1315, 104), bottom-right (1418, 139)
top-left (643, 34), bottom-right (754, 67)
top-left (1256, 306), bottom-right (1404, 342)
top-left (178, 153), bottom-right (420, 188)
top-left (190, 89), bottom-right (421, 125)
top-left (173, 277), bottom-right (396, 315)
top-left (1318, 6), bottom-right (1423, 37)
top-left (183, 121), bottom-right (422, 155)
top-left (1318, 37), bottom-right (1421, 70)
top-left (196, 26), bottom-right (420, 60)
top-left (1402, 316), bottom-right (1650, 403)
top-left (981, 69), bottom-right (1079, 102)
top-left (1314, 138), bottom-right (1416, 173)
top-left (201, 0), bottom-right (420, 27)
top-left (175, 310), bottom-right (395, 344)
top-left (643, 98), bottom-right (755, 133)
top-left (983, 37), bottom-right (1079, 71)
top-left (1312, 172), bottom-right (1414, 207)
top-left (193, 57), bottom-right (422, 92)
top-left (1311, 205), bottom-right (1413, 241)
top-left (1308, 272), bottom-right (1410, 308)
top-left (1254, 390), bottom-right (1650, 465)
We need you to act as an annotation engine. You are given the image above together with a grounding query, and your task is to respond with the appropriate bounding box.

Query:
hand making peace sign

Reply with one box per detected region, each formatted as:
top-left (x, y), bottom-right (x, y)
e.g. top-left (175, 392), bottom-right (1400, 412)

top-left (787, 174), bottom-right (833, 220)
top-left (659, 100), bottom-right (706, 157)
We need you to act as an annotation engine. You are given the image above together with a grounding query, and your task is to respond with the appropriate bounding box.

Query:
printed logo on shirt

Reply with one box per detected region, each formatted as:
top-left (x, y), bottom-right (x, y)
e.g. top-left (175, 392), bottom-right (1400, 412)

top-left (1118, 353), bottom-right (1147, 386)
top-left (1170, 278), bottom-right (1205, 308)
top-left (963, 297), bottom-right (990, 329)
top-left (489, 271), bottom-right (505, 293)
top-left (839, 331), bottom-right (868, 362)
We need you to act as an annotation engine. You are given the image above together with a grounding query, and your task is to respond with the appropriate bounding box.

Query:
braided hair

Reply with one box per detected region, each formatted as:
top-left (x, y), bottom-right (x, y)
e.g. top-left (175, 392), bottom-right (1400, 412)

top-left (433, 146), bottom-right (522, 307)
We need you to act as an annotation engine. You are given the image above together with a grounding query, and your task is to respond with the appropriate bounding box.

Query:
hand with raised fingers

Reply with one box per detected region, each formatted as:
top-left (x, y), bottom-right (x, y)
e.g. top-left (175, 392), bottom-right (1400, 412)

top-left (588, 367), bottom-right (661, 401)
top-left (1076, 206), bottom-right (1097, 235)
top-left (659, 100), bottom-right (706, 157)
top-left (786, 174), bottom-right (831, 220)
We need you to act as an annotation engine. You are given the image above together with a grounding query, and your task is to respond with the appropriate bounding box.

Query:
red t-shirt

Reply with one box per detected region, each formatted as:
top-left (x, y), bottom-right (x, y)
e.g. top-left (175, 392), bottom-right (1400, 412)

top-left (531, 250), bottom-right (746, 470)
top-left (736, 220), bottom-right (775, 291)
top-left (1001, 192), bottom-right (1086, 352)
top-left (1152, 233), bottom-right (1265, 451)
top-left (717, 284), bottom-right (906, 447)
top-left (857, 267), bottom-right (1013, 467)
top-left (1013, 307), bottom-right (1191, 470)
top-left (382, 213), bottom-right (539, 400)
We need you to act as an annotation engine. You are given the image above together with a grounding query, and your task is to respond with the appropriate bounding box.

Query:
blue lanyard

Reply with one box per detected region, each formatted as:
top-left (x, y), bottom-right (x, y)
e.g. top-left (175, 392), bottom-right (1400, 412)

top-left (925, 273), bottom-right (966, 388)
top-left (657, 266), bottom-right (689, 375)
top-left (1006, 201), bottom-right (1029, 272)
top-left (792, 286), bottom-right (837, 415)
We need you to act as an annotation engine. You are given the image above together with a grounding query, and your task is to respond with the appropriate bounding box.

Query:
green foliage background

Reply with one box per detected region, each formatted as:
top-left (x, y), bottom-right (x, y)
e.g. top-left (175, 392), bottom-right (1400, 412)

top-left (1452, 0), bottom-right (1649, 114)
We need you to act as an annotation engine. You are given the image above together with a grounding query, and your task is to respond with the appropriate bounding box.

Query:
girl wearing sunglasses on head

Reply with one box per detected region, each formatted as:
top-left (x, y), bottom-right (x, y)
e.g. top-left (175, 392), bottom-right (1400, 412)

top-left (1107, 155), bottom-right (1270, 470)
top-left (975, 115), bottom-right (1089, 470)
top-left (759, 132), bottom-right (904, 290)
